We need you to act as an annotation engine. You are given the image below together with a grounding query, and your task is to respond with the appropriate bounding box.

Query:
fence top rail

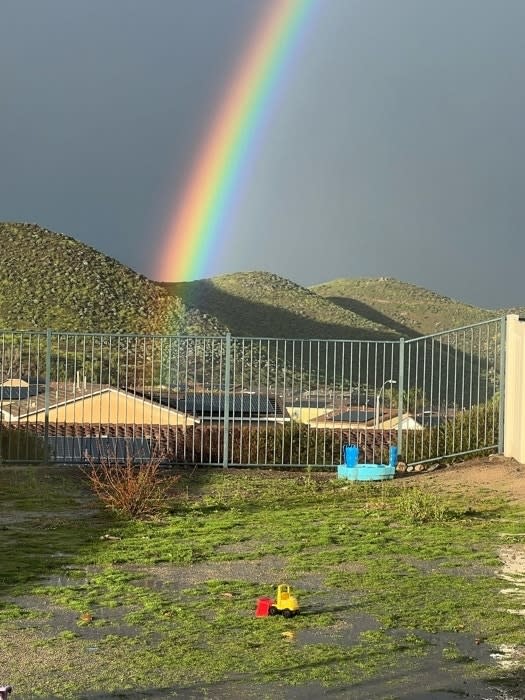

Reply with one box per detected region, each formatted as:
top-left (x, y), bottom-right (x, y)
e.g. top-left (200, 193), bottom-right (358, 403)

top-left (230, 336), bottom-right (400, 344)
top-left (44, 332), bottom-right (400, 344)
top-left (404, 317), bottom-right (505, 344)
top-left (46, 332), bottom-right (229, 341)
top-left (0, 330), bottom-right (400, 344)
top-left (0, 318), bottom-right (505, 344)
top-left (0, 330), bottom-right (48, 337)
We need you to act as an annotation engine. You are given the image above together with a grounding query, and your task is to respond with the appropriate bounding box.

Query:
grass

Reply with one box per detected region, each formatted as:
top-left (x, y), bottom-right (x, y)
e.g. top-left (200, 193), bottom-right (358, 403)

top-left (1, 466), bottom-right (525, 698)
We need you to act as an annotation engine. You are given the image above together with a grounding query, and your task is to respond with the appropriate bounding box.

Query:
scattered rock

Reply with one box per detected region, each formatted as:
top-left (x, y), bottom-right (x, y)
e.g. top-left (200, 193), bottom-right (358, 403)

top-left (414, 464), bottom-right (425, 472)
top-left (426, 462), bottom-right (446, 472)
top-left (406, 465), bottom-right (415, 473)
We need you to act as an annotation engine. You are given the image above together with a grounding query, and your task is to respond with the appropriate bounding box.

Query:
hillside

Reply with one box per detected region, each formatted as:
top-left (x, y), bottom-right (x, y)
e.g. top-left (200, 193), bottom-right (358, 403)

top-left (0, 222), bottom-right (507, 340)
top-left (0, 222), bottom-right (226, 335)
top-left (311, 277), bottom-right (500, 337)
top-left (160, 271), bottom-right (396, 340)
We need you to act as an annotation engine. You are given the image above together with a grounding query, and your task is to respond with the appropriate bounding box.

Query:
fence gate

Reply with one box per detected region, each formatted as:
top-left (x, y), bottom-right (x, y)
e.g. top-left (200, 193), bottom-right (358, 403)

top-left (398, 318), bottom-right (504, 465)
top-left (0, 320), bottom-right (505, 467)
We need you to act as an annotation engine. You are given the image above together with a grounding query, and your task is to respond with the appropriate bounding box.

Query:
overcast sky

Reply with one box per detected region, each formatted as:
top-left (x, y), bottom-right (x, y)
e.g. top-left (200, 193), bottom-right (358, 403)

top-left (2, 0), bottom-right (525, 309)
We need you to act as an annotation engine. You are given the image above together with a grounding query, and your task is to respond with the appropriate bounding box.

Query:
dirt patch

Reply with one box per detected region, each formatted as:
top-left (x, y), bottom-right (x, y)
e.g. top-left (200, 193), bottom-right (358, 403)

top-left (413, 455), bottom-right (525, 504)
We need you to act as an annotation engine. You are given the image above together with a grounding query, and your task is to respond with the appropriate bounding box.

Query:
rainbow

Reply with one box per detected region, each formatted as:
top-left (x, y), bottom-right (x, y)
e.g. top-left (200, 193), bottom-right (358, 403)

top-left (156, 0), bottom-right (317, 283)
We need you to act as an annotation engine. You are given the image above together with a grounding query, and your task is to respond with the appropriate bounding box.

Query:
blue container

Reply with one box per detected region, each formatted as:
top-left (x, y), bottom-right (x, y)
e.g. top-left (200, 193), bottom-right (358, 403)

top-left (389, 446), bottom-right (398, 467)
top-left (338, 464), bottom-right (395, 481)
top-left (343, 444), bottom-right (359, 467)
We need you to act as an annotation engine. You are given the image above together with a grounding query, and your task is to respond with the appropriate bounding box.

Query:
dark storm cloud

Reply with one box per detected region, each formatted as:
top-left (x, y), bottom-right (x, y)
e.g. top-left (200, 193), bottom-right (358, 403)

top-left (1, 0), bottom-right (525, 307)
top-left (0, 0), bottom-right (265, 270)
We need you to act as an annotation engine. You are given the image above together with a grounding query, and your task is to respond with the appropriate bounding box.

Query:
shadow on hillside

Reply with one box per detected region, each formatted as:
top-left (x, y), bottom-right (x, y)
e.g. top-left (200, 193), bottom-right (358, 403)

top-left (323, 295), bottom-right (419, 339)
top-left (164, 280), bottom-right (398, 341)
top-left (161, 281), bottom-right (496, 404)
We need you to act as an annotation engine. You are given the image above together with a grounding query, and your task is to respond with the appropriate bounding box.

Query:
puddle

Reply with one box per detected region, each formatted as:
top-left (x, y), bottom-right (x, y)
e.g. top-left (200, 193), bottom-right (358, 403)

top-left (126, 556), bottom-right (293, 591)
top-left (494, 545), bottom-right (525, 671)
top-left (400, 554), bottom-right (497, 578)
top-left (78, 678), bottom-right (525, 700)
top-left (298, 611), bottom-right (379, 646)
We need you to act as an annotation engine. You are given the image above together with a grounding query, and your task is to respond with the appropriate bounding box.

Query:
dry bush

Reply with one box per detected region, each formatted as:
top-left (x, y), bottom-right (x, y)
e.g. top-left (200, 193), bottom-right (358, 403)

top-left (83, 452), bottom-right (180, 520)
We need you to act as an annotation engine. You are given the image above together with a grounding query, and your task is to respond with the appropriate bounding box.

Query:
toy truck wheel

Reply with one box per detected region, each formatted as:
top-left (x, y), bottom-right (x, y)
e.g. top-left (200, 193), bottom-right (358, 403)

top-left (269, 606), bottom-right (279, 616)
top-left (282, 609), bottom-right (293, 618)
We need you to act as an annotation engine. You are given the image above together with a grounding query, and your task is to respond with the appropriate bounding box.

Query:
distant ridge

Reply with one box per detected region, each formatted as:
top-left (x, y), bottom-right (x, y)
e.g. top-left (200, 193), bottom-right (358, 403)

top-left (311, 277), bottom-right (499, 337)
top-left (0, 222), bottom-right (508, 338)
top-left (0, 222), bottom-right (226, 334)
top-left (160, 271), bottom-right (396, 340)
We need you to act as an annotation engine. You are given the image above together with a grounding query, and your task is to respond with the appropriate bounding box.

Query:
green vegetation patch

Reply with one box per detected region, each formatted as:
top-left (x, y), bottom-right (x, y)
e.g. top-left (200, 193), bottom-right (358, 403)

top-left (0, 222), bottom-right (225, 334)
top-left (1, 466), bottom-right (524, 698)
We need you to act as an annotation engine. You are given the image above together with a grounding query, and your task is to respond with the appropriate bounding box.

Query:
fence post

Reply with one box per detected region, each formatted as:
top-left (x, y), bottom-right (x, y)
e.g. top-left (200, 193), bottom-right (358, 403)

top-left (44, 328), bottom-right (52, 464)
top-left (503, 315), bottom-right (525, 463)
top-left (397, 338), bottom-right (405, 458)
top-left (498, 316), bottom-right (506, 454)
top-left (222, 333), bottom-right (231, 468)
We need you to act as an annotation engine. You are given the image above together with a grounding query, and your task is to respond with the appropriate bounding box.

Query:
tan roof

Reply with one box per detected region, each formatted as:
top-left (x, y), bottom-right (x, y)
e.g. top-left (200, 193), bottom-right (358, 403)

top-left (1, 378), bottom-right (31, 387)
top-left (0, 382), bottom-right (190, 422)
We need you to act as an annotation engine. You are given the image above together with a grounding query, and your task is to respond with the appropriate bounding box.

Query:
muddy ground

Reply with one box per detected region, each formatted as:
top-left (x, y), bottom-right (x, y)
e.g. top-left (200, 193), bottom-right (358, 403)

top-left (3, 456), bottom-right (525, 700)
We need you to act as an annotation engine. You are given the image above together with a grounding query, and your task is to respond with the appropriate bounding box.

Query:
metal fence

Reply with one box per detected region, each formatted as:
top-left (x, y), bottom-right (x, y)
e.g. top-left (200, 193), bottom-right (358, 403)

top-left (0, 318), bottom-right (505, 467)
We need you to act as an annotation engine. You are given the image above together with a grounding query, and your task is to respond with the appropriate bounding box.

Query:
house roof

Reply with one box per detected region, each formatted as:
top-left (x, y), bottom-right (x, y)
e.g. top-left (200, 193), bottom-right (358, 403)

top-left (0, 382), bottom-right (110, 419)
top-left (310, 407), bottom-right (379, 424)
top-left (327, 410), bottom-right (376, 423)
top-left (286, 400), bottom-right (331, 408)
top-left (415, 413), bottom-right (442, 427)
top-left (140, 391), bottom-right (285, 418)
top-left (0, 385), bottom-right (41, 401)
top-left (1, 376), bottom-right (41, 387)
top-left (1, 383), bottom-right (189, 421)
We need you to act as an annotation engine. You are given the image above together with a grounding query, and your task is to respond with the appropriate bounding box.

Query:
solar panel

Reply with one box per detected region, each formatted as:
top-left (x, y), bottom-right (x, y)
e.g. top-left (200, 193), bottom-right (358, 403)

top-left (0, 385), bottom-right (41, 401)
top-left (49, 436), bottom-right (152, 463)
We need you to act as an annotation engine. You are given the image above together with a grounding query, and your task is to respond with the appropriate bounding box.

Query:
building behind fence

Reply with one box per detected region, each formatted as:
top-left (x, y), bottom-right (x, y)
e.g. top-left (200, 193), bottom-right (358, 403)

top-left (0, 317), bottom-right (505, 466)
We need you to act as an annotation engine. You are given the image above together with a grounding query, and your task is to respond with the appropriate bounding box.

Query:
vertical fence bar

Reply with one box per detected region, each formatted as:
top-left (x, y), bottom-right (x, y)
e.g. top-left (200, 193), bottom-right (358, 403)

top-left (222, 332), bottom-right (231, 468)
top-left (0, 320), bottom-right (505, 467)
top-left (498, 316), bottom-right (506, 453)
top-left (397, 337), bottom-right (405, 459)
top-left (43, 328), bottom-right (52, 463)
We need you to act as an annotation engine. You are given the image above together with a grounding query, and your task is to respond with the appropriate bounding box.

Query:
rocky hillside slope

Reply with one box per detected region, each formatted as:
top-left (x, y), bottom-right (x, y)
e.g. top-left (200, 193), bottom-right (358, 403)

top-left (0, 222), bottom-right (225, 335)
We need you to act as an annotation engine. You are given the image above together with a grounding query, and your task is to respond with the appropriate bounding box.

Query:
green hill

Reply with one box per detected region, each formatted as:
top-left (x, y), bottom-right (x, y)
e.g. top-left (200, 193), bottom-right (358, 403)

top-left (0, 222), bottom-right (226, 335)
top-left (160, 271), bottom-right (396, 340)
top-left (0, 223), bottom-right (507, 340)
top-left (311, 277), bottom-right (500, 338)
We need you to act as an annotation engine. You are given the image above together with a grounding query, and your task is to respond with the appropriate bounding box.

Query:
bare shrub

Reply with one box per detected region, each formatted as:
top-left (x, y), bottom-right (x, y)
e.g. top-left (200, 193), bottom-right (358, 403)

top-left (83, 452), bottom-right (180, 520)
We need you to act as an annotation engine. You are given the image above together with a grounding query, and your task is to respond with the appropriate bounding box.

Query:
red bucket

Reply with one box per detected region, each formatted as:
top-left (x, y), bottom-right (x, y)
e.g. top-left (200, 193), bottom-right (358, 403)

top-left (255, 596), bottom-right (273, 617)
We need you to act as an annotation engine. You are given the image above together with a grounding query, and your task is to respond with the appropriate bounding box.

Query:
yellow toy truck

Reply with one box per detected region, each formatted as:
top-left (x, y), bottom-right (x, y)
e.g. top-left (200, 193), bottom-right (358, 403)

top-left (268, 584), bottom-right (300, 618)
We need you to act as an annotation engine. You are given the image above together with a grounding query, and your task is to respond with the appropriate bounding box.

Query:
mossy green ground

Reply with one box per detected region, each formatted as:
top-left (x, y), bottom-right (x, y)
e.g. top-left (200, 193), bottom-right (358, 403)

top-left (1, 466), bottom-right (524, 698)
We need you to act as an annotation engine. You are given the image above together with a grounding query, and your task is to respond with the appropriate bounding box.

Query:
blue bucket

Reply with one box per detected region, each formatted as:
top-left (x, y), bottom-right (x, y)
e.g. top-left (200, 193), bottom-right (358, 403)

top-left (389, 446), bottom-right (398, 467)
top-left (343, 444), bottom-right (359, 467)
